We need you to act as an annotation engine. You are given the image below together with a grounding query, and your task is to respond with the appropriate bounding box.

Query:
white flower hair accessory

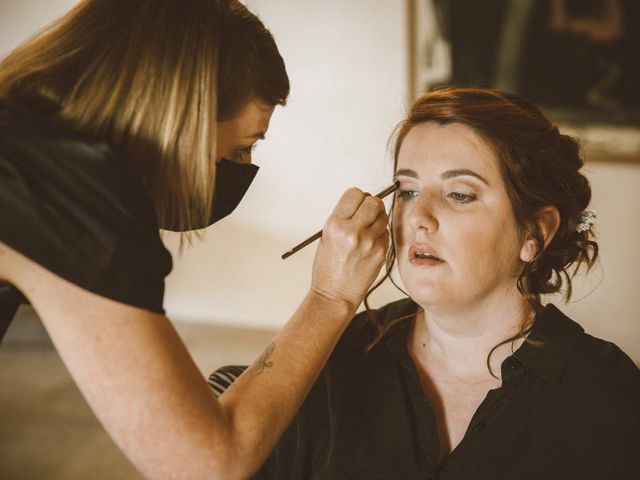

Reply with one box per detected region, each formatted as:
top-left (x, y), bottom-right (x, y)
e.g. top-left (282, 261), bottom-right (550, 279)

top-left (576, 209), bottom-right (596, 233)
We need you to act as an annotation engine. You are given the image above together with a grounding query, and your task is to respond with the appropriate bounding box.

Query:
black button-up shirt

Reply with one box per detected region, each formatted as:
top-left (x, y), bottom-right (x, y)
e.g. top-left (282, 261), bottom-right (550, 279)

top-left (0, 110), bottom-right (173, 345)
top-left (253, 299), bottom-right (640, 479)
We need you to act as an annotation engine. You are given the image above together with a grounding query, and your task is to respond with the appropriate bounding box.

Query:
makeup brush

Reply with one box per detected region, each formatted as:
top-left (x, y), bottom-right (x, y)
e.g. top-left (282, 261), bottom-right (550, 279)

top-left (281, 181), bottom-right (399, 260)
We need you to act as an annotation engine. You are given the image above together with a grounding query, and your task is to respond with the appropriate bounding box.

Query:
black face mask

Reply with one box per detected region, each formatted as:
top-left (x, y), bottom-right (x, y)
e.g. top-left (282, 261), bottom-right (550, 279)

top-left (161, 159), bottom-right (259, 231)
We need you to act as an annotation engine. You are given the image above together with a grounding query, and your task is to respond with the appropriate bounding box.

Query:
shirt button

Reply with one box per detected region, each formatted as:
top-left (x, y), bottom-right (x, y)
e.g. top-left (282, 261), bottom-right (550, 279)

top-left (505, 357), bottom-right (521, 370)
top-left (475, 420), bottom-right (487, 432)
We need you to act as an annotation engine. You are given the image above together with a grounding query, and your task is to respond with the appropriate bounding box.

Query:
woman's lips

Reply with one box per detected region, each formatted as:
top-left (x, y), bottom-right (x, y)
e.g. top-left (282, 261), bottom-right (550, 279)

top-left (408, 245), bottom-right (444, 266)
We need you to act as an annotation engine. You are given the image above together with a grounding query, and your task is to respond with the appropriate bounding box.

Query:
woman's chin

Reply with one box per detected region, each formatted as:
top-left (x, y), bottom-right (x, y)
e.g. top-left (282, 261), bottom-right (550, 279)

top-left (404, 287), bottom-right (444, 309)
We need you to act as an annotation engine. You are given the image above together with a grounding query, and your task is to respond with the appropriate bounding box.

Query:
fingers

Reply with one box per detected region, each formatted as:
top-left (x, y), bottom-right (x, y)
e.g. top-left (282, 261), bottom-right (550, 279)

top-left (331, 188), bottom-right (367, 219)
top-left (322, 192), bottom-right (389, 262)
top-left (325, 188), bottom-right (389, 254)
top-left (310, 188), bottom-right (391, 310)
top-left (331, 188), bottom-right (387, 225)
top-left (368, 212), bottom-right (390, 239)
top-left (353, 195), bottom-right (386, 229)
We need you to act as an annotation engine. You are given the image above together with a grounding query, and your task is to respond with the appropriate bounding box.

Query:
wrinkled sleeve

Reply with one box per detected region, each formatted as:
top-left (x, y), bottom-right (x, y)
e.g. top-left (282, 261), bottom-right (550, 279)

top-left (0, 127), bottom-right (172, 314)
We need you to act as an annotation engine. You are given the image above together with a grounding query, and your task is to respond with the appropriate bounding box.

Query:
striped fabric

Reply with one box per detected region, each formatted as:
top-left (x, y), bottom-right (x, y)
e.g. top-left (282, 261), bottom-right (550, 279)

top-left (207, 365), bottom-right (248, 397)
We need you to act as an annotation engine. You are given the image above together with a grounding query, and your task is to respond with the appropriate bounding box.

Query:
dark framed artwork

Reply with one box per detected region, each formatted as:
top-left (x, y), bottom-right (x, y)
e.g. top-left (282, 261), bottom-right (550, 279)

top-left (407, 0), bottom-right (640, 162)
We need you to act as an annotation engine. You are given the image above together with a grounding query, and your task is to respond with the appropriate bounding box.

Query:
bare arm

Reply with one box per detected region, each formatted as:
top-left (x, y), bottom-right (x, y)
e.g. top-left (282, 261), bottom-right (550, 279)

top-left (0, 188), bottom-right (388, 479)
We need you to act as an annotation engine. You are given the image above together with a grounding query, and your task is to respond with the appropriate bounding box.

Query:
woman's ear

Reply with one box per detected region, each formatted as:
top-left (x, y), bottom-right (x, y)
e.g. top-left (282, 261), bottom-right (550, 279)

top-left (519, 205), bottom-right (561, 262)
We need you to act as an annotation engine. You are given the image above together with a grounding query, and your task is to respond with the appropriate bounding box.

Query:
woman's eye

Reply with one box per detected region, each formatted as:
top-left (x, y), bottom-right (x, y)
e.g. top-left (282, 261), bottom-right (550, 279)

top-left (234, 144), bottom-right (256, 162)
top-left (448, 192), bottom-right (477, 203)
top-left (398, 190), bottom-right (418, 201)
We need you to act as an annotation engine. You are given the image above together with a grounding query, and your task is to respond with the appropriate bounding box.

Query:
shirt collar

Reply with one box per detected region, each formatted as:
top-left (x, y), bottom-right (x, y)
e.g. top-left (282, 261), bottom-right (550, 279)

top-left (380, 301), bottom-right (585, 388)
top-left (514, 304), bottom-right (585, 386)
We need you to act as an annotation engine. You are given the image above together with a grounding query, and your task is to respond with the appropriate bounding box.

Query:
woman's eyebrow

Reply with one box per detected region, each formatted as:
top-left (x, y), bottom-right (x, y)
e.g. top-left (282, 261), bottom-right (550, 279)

top-left (393, 168), bottom-right (418, 179)
top-left (393, 168), bottom-right (488, 185)
top-left (441, 169), bottom-right (489, 185)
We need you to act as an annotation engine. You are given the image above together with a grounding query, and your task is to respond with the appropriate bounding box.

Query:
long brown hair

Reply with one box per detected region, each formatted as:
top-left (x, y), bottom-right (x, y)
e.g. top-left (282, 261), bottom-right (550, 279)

top-left (365, 87), bottom-right (598, 359)
top-left (0, 0), bottom-right (289, 230)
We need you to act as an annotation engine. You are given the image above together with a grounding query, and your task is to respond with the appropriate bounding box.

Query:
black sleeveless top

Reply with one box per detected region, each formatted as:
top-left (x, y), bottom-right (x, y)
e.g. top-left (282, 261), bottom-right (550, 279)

top-left (0, 110), bottom-right (172, 342)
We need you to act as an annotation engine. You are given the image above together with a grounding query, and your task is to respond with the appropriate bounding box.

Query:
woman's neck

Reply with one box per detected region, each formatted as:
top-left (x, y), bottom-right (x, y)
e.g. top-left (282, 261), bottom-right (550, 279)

top-left (410, 294), bottom-right (535, 380)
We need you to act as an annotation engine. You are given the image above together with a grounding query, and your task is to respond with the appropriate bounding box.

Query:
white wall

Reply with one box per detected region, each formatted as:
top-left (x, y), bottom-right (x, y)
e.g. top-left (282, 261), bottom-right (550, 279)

top-left (560, 161), bottom-right (640, 362)
top-left (161, 0), bottom-right (409, 329)
top-left (0, 0), bottom-right (77, 52)
top-left (1, 1), bottom-right (638, 363)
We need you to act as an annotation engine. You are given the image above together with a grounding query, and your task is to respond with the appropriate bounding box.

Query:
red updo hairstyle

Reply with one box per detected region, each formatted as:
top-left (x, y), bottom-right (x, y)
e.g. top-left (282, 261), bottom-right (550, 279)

top-left (365, 87), bottom-right (598, 358)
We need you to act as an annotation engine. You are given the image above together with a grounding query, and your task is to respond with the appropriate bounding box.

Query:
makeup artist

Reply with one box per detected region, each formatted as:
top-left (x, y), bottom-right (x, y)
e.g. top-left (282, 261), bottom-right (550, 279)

top-left (0, 1), bottom-right (389, 478)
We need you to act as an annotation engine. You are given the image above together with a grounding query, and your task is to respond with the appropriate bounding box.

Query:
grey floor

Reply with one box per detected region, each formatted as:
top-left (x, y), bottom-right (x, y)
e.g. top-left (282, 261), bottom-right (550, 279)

top-left (0, 307), bottom-right (276, 480)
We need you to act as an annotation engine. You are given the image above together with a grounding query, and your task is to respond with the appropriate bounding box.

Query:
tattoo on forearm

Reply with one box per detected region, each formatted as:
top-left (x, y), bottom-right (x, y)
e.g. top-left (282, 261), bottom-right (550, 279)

top-left (252, 341), bottom-right (275, 375)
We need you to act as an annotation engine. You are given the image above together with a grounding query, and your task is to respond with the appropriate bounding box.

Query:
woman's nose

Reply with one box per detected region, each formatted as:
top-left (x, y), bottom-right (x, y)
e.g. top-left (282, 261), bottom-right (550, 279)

top-left (408, 196), bottom-right (438, 233)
